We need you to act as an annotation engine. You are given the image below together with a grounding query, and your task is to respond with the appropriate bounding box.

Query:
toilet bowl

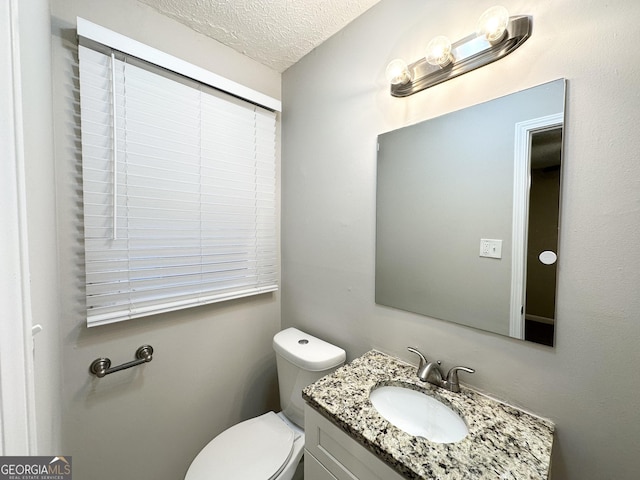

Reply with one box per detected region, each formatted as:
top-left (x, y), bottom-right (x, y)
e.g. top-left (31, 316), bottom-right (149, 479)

top-left (184, 328), bottom-right (346, 480)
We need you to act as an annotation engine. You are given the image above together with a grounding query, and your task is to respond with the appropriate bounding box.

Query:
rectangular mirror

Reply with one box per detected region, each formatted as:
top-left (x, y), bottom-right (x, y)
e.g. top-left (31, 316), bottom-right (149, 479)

top-left (375, 79), bottom-right (566, 346)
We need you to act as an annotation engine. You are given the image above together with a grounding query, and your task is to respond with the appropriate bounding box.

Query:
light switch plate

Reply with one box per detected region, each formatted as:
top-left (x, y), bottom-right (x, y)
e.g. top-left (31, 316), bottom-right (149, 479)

top-left (479, 239), bottom-right (503, 259)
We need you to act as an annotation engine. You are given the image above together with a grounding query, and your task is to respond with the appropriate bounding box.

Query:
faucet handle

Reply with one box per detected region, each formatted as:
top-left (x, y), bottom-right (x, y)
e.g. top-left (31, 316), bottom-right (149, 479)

top-left (407, 347), bottom-right (427, 370)
top-left (445, 366), bottom-right (475, 393)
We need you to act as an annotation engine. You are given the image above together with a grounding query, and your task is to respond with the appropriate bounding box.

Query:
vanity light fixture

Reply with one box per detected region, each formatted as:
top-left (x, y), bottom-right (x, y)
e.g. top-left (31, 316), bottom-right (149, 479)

top-left (385, 5), bottom-right (532, 97)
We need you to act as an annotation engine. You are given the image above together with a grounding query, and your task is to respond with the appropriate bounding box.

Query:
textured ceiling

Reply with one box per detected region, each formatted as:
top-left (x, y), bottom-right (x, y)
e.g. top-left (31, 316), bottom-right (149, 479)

top-left (138, 0), bottom-right (382, 72)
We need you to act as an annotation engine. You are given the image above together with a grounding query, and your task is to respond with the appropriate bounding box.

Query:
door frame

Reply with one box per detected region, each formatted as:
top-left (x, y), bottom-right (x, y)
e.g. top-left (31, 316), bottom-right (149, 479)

top-left (0, 0), bottom-right (37, 455)
top-left (510, 113), bottom-right (564, 339)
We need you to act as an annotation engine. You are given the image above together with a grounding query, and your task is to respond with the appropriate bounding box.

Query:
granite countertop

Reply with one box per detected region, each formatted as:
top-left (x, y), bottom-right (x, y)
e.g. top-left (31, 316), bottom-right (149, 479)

top-left (302, 350), bottom-right (554, 480)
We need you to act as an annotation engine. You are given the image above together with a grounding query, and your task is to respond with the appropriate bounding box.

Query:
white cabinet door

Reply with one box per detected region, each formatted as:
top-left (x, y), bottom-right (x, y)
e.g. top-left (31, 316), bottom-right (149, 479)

top-left (304, 405), bottom-right (405, 480)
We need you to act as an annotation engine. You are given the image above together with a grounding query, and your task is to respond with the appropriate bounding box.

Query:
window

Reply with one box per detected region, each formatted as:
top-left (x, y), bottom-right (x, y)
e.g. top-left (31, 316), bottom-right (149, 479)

top-left (78, 21), bottom-right (278, 327)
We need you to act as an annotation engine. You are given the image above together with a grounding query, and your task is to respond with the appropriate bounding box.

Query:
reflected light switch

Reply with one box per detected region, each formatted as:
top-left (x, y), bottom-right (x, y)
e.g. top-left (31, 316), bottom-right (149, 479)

top-left (479, 239), bottom-right (503, 259)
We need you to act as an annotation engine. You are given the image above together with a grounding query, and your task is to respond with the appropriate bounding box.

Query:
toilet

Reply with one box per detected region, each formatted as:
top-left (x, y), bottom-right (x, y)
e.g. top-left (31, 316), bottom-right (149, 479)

top-left (184, 328), bottom-right (346, 480)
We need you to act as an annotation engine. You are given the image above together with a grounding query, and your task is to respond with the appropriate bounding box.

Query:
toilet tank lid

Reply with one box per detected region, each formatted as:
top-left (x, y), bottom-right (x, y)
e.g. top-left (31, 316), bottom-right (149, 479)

top-left (273, 328), bottom-right (346, 372)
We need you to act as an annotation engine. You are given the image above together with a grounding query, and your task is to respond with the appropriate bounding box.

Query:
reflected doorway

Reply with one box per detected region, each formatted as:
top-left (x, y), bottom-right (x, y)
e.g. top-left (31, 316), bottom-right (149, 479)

top-left (524, 128), bottom-right (562, 346)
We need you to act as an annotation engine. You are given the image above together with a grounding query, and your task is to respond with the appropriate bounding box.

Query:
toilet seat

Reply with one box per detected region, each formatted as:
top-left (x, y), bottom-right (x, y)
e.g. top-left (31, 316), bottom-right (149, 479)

top-left (184, 412), bottom-right (296, 480)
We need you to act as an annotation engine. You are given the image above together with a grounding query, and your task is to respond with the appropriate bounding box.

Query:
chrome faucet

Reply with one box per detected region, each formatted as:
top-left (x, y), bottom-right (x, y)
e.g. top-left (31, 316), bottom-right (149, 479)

top-left (407, 347), bottom-right (475, 393)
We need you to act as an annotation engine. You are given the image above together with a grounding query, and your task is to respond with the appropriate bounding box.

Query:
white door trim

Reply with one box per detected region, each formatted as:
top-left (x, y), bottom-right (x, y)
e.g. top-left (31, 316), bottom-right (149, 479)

top-left (510, 113), bottom-right (564, 339)
top-left (0, 0), bottom-right (37, 455)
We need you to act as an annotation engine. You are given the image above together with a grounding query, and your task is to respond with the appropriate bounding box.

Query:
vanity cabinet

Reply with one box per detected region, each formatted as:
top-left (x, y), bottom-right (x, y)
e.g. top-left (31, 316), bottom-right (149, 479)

top-left (304, 405), bottom-right (404, 480)
top-left (303, 351), bottom-right (554, 480)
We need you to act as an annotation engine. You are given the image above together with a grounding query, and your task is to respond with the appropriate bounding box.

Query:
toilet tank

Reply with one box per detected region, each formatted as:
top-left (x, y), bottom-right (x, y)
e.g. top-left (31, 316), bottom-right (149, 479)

top-left (273, 328), bottom-right (346, 429)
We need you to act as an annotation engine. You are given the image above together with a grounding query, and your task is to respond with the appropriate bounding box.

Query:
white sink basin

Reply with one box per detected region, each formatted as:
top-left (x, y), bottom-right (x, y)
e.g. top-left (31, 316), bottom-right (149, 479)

top-left (369, 385), bottom-right (468, 443)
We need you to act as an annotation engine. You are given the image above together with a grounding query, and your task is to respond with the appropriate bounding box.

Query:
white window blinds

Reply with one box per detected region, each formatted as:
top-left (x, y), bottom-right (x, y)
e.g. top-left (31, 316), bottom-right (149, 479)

top-left (79, 44), bottom-right (278, 327)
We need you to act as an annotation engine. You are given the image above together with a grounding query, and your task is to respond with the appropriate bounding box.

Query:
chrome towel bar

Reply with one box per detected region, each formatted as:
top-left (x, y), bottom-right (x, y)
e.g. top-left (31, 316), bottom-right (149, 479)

top-left (89, 345), bottom-right (154, 378)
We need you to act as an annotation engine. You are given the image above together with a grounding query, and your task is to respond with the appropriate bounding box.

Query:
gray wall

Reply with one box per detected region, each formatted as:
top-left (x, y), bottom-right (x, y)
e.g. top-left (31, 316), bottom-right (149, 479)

top-left (282, 1), bottom-right (640, 479)
top-left (49, 1), bottom-right (281, 478)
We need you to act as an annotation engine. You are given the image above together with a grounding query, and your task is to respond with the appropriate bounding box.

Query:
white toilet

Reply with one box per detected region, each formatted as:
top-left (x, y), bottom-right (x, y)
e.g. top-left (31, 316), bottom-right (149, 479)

top-left (184, 328), bottom-right (346, 480)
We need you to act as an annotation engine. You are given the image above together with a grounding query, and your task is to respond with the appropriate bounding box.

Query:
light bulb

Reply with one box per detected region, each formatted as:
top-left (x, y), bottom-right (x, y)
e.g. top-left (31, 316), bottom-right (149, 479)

top-left (425, 36), bottom-right (453, 68)
top-left (385, 59), bottom-right (412, 85)
top-left (477, 5), bottom-right (510, 44)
